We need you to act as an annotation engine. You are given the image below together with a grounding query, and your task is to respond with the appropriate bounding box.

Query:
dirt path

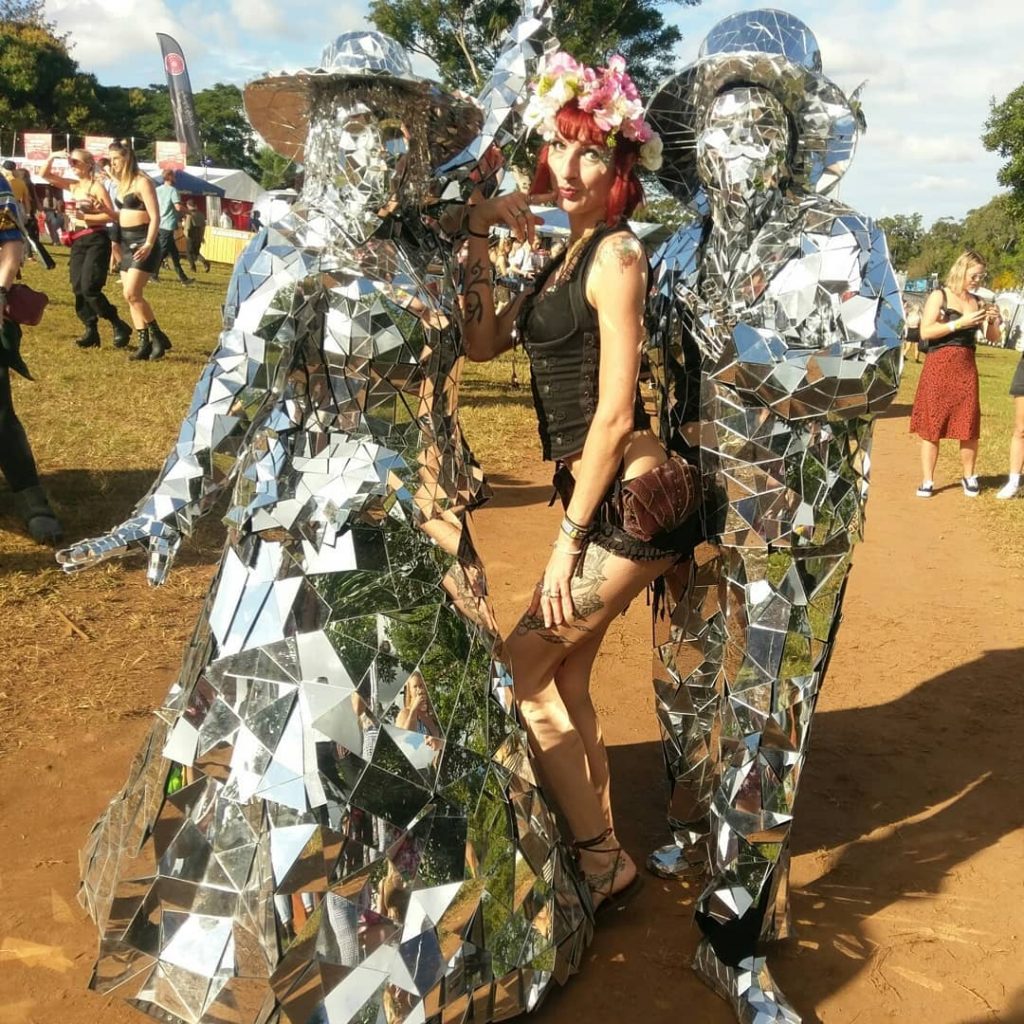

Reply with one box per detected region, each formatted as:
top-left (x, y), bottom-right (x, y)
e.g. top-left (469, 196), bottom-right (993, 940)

top-left (1, 409), bottom-right (1022, 1024)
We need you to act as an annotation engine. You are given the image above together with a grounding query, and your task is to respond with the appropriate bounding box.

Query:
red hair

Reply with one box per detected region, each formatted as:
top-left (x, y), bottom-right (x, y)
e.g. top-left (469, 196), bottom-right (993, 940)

top-left (530, 101), bottom-right (645, 224)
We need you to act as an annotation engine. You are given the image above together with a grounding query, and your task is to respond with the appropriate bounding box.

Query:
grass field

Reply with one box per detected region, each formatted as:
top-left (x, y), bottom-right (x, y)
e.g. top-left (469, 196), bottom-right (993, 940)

top-left (1, 247), bottom-right (1021, 576)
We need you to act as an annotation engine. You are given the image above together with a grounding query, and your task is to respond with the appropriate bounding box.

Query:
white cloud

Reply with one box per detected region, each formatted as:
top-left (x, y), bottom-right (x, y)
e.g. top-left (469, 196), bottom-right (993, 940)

top-left (912, 175), bottom-right (973, 191)
top-left (669, 0), bottom-right (1024, 223)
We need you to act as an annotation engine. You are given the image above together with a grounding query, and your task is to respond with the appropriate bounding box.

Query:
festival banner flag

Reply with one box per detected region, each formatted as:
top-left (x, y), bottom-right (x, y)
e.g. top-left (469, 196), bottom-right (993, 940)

top-left (84, 135), bottom-right (114, 157)
top-left (156, 33), bottom-right (201, 157)
top-left (155, 140), bottom-right (187, 170)
top-left (23, 132), bottom-right (52, 160)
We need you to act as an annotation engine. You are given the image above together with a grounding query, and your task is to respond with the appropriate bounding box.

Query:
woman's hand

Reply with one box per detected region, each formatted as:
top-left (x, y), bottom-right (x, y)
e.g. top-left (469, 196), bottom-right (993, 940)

top-left (467, 189), bottom-right (553, 244)
top-left (528, 545), bottom-right (582, 627)
top-left (133, 240), bottom-right (154, 263)
top-left (957, 307), bottom-right (987, 329)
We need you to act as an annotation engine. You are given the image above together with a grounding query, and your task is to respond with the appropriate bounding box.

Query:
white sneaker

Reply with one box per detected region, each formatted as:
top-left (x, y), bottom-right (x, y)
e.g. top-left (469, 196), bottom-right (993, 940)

top-left (916, 482), bottom-right (934, 498)
top-left (996, 480), bottom-right (1020, 500)
top-left (961, 477), bottom-right (980, 498)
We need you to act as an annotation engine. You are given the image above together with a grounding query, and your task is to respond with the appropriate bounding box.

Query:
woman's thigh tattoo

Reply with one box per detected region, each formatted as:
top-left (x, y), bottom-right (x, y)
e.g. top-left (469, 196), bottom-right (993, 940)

top-left (515, 545), bottom-right (612, 642)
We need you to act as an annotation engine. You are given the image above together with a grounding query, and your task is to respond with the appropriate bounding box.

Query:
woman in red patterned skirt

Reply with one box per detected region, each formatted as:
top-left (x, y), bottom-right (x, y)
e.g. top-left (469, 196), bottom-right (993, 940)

top-left (910, 250), bottom-right (1002, 497)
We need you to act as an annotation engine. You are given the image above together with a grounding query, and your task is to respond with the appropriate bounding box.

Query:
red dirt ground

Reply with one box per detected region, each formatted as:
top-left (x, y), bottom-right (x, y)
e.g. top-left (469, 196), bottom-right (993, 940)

top-left (1, 409), bottom-right (1023, 1024)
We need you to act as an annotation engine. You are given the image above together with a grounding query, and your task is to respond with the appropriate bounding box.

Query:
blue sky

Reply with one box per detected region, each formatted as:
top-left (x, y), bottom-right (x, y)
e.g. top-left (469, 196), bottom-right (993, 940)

top-left (48, 0), bottom-right (1023, 225)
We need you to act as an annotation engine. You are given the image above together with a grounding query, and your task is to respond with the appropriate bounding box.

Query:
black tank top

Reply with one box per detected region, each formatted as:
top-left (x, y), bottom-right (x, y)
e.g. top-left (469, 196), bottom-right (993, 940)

top-left (930, 288), bottom-right (978, 351)
top-left (518, 223), bottom-right (649, 460)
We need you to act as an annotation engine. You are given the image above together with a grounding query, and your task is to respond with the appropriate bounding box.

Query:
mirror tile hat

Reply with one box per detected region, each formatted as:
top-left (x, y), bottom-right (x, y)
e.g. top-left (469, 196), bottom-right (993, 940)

top-left (646, 8), bottom-right (863, 205)
top-left (244, 31), bottom-right (476, 163)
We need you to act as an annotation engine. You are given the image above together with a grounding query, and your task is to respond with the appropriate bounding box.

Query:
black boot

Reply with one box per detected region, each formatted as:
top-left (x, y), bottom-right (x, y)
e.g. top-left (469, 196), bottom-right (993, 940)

top-left (75, 322), bottom-right (101, 348)
top-left (130, 326), bottom-right (152, 360)
top-left (110, 316), bottom-right (133, 349)
top-left (149, 320), bottom-right (172, 357)
top-left (13, 484), bottom-right (63, 545)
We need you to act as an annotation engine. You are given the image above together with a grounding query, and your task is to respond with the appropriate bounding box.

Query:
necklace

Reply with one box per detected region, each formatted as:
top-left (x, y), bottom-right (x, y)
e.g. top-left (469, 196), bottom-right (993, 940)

top-left (545, 224), bottom-right (602, 293)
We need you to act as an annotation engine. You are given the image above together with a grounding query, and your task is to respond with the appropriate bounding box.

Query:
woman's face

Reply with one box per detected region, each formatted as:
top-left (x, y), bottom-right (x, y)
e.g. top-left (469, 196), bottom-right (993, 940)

top-left (697, 88), bottom-right (791, 201)
top-left (965, 264), bottom-right (986, 290)
top-left (545, 130), bottom-right (616, 223)
top-left (108, 150), bottom-right (125, 175)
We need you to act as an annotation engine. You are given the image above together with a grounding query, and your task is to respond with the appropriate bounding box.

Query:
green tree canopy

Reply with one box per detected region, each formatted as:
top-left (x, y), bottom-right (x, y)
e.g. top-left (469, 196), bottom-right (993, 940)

top-left (983, 84), bottom-right (1024, 216)
top-left (877, 213), bottom-right (923, 271)
top-left (368, 0), bottom-right (701, 95)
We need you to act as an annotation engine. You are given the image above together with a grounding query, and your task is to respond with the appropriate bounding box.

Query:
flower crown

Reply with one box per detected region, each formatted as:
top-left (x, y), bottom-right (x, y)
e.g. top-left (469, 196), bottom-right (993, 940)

top-left (522, 52), bottom-right (663, 171)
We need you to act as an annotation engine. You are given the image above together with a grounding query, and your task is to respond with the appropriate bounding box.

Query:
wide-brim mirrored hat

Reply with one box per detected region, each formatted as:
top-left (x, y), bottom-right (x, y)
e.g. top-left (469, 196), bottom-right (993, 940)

top-left (244, 30), bottom-right (481, 164)
top-left (647, 8), bottom-right (863, 204)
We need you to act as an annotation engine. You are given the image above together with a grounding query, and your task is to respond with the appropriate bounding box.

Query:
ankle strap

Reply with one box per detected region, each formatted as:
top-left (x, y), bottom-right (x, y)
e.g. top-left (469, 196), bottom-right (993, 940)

top-left (573, 827), bottom-right (613, 851)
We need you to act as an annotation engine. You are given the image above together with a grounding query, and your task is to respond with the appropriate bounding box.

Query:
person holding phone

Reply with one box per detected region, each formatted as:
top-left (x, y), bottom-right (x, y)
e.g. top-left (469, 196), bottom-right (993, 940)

top-left (106, 141), bottom-right (173, 360)
top-left (38, 148), bottom-right (131, 349)
top-left (911, 250), bottom-right (1002, 497)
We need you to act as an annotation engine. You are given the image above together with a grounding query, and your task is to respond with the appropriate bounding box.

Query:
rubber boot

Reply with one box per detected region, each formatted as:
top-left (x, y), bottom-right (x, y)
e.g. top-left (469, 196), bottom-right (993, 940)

top-left (110, 316), bottom-right (133, 349)
top-left (13, 484), bottom-right (63, 545)
top-left (148, 320), bottom-right (172, 357)
top-left (75, 321), bottom-right (101, 349)
top-left (130, 325), bottom-right (152, 360)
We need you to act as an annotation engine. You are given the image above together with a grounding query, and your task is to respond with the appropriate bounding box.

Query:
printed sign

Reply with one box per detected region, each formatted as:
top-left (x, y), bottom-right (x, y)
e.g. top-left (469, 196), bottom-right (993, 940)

top-left (23, 132), bottom-right (52, 160)
top-left (84, 135), bottom-right (114, 157)
top-left (155, 140), bottom-right (187, 170)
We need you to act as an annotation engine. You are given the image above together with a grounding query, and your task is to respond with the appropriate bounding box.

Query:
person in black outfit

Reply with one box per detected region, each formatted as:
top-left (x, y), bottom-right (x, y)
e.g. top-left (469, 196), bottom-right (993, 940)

top-left (0, 320), bottom-right (62, 543)
top-left (39, 149), bottom-right (131, 349)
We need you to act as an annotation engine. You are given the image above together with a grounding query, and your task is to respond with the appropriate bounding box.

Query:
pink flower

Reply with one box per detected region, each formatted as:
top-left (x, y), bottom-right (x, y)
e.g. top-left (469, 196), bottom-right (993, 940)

top-left (544, 52), bottom-right (581, 77)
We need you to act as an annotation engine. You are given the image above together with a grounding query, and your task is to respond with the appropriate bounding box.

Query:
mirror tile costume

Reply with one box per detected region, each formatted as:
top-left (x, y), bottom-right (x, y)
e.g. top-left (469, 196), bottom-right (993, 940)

top-left (62, 12), bottom-right (594, 1023)
top-left (643, 11), bottom-right (903, 1021)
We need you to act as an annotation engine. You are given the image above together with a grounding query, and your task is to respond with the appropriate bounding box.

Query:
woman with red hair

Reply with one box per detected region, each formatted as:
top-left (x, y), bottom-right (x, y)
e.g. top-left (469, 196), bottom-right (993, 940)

top-left (460, 52), bottom-right (697, 914)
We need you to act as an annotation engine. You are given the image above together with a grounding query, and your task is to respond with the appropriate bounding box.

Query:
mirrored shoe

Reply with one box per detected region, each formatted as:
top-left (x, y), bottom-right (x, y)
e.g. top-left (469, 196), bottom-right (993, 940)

top-left (692, 938), bottom-right (801, 1024)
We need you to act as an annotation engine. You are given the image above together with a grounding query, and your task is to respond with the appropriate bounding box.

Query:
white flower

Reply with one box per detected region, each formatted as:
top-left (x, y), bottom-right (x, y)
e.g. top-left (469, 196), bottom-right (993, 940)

top-left (639, 134), bottom-right (664, 171)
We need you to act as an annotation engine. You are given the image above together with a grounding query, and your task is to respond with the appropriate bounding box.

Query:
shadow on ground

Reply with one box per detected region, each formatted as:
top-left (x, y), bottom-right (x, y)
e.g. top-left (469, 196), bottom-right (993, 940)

top-left (549, 646), bottom-right (1024, 1021)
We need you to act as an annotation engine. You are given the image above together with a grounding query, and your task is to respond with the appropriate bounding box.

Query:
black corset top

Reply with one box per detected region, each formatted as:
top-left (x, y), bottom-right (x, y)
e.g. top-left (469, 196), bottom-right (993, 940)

top-left (518, 223), bottom-right (649, 460)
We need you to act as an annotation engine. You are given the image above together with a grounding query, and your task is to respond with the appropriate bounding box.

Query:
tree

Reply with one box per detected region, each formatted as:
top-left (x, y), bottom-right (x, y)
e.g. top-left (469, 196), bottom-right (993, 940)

top-left (0, 19), bottom-right (83, 133)
top-left (877, 213), bottom-right (923, 271)
top-left (960, 194), bottom-right (1022, 279)
top-left (983, 84), bottom-right (1024, 216)
top-left (906, 217), bottom-right (962, 281)
top-left (195, 83), bottom-right (260, 175)
top-left (0, 0), bottom-right (58, 30)
top-left (368, 0), bottom-right (702, 95)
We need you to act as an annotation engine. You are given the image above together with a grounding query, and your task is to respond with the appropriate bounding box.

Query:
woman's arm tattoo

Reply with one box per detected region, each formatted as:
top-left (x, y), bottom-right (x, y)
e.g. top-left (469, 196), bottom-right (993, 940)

top-left (600, 234), bottom-right (644, 272)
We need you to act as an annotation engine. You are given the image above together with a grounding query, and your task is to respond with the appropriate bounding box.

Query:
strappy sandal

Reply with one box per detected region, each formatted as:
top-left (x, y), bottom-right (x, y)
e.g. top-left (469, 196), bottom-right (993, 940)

top-left (574, 827), bottom-right (644, 914)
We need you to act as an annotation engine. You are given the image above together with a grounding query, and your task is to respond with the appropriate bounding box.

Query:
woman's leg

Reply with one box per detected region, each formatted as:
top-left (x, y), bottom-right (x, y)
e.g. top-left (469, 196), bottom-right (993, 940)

top-left (1009, 397), bottom-right (1024, 476)
top-left (959, 438), bottom-right (978, 479)
top-left (552, 627), bottom-right (613, 829)
top-left (504, 544), bottom-right (674, 903)
top-left (919, 438), bottom-right (939, 483)
top-left (121, 268), bottom-right (154, 328)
